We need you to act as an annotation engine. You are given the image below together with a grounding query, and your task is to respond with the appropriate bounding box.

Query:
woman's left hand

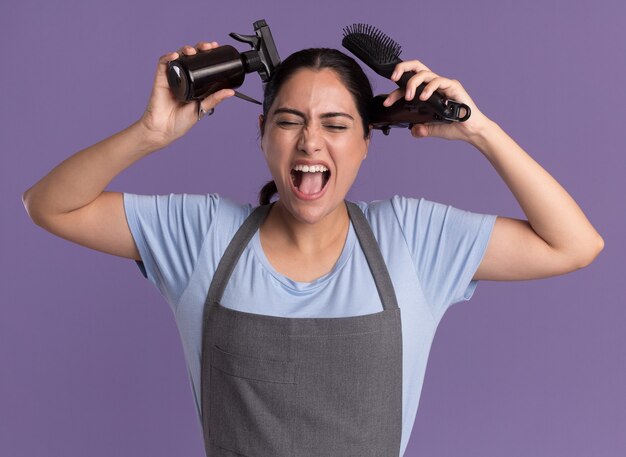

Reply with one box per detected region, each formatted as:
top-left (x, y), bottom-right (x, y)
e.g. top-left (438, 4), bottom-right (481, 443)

top-left (383, 60), bottom-right (492, 142)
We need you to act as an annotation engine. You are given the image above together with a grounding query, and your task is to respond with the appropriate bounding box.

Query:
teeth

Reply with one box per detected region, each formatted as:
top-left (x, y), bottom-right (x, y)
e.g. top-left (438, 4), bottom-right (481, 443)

top-left (292, 164), bottom-right (328, 173)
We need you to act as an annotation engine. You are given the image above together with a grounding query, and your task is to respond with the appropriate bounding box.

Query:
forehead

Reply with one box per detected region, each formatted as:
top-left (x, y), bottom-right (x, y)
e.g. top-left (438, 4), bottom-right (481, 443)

top-left (271, 68), bottom-right (358, 115)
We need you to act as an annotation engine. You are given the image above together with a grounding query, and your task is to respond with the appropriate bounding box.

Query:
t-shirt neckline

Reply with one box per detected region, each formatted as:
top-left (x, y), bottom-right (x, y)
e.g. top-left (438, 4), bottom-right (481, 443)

top-left (251, 223), bottom-right (356, 292)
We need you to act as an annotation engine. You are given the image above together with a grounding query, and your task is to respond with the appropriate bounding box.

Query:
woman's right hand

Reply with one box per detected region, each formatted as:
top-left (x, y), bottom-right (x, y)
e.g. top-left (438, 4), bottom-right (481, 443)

top-left (139, 41), bottom-right (235, 148)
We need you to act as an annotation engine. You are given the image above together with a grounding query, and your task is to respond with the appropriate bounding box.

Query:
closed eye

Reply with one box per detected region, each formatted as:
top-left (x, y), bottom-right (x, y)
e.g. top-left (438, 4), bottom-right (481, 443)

top-left (275, 120), bottom-right (347, 131)
top-left (276, 120), bottom-right (302, 128)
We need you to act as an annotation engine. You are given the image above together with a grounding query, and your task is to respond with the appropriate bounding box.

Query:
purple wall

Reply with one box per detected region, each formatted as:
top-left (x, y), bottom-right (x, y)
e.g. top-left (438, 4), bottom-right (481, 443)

top-left (2, 1), bottom-right (624, 456)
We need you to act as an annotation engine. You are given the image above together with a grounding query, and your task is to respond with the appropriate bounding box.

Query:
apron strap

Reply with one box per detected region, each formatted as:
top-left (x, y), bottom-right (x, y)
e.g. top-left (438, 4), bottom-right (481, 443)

top-left (204, 201), bottom-right (398, 310)
top-left (345, 201), bottom-right (399, 311)
top-left (205, 203), bottom-right (273, 307)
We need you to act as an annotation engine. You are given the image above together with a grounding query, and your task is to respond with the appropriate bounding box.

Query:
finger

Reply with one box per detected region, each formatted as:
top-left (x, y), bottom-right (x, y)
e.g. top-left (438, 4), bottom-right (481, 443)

top-left (410, 124), bottom-right (430, 138)
top-left (158, 51), bottom-right (179, 65)
top-left (404, 70), bottom-right (438, 100)
top-left (199, 88), bottom-right (236, 111)
top-left (195, 40), bottom-right (219, 51)
top-left (155, 52), bottom-right (180, 87)
top-left (178, 45), bottom-right (197, 56)
top-left (419, 77), bottom-right (455, 100)
top-left (383, 88), bottom-right (405, 107)
top-left (390, 60), bottom-right (431, 81)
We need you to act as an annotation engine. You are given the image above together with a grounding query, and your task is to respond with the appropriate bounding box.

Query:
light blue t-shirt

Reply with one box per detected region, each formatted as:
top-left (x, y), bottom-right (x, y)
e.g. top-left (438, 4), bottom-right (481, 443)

top-left (123, 193), bottom-right (496, 457)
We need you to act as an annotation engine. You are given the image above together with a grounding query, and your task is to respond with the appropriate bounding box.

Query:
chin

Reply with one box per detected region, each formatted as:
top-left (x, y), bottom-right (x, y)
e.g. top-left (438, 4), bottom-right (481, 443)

top-left (277, 192), bottom-right (344, 226)
top-left (279, 199), bottom-right (325, 224)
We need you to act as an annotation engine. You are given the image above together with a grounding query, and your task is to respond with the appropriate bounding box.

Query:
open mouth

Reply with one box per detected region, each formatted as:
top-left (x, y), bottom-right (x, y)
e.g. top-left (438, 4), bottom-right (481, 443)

top-left (290, 164), bottom-right (331, 195)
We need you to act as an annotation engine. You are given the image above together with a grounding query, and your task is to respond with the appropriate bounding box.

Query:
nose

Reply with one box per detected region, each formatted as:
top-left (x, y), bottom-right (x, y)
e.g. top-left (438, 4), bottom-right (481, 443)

top-left (297, 124), bottom-right (323, 155)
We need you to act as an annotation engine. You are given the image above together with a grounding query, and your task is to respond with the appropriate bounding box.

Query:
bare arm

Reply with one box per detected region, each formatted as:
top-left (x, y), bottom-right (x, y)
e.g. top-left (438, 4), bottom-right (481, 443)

top-left (22, 41), bottom-right (234, 260)
top-left (384, 60), bottom-right (604, 280)
top-left (22, 122), bottom-right (160, 260)
top-left (469, 121), bottom-right (604, 280)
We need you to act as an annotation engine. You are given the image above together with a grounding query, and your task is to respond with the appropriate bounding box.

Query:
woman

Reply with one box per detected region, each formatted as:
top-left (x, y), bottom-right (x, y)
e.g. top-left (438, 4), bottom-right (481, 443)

top-left (22, 41), bottom-right (603, 456)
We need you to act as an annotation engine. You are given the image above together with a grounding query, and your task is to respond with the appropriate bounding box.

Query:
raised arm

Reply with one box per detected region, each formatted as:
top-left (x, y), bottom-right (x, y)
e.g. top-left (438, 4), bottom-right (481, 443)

top-left (383, 60), bottom-right (604, 281)
top-left (22, 41), bottom-right (234, 260)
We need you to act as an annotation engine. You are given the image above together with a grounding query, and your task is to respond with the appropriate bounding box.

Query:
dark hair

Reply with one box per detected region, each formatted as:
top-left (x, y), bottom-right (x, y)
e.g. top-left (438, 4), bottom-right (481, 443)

top-left (258, 48), bottom-right (373, 205)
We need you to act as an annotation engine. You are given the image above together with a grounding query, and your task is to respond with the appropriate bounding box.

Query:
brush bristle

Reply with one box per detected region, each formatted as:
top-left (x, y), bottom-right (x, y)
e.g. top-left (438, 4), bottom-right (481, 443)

top-left (342, 23), bottom-right (402, 64)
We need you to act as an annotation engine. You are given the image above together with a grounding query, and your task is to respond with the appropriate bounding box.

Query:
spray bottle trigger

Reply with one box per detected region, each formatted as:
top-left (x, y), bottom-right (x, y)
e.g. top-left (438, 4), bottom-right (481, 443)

top-left (229, 32), bottom-right (260, 50)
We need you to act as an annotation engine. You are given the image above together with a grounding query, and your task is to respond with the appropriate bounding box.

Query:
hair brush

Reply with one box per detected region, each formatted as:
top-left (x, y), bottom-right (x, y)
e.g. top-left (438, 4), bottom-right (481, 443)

top-left (342, 24), bottom-right (471, 135)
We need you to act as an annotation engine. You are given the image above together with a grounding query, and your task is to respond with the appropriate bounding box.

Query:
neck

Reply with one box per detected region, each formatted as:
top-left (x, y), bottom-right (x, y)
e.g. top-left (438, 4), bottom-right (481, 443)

top-left (262, 200), bottom-right (350, 255)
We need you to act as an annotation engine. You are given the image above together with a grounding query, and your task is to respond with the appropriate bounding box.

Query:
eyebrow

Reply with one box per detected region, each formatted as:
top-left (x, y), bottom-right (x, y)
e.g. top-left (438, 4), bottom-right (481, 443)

top-left (272, 107), bottom-right (354, 121)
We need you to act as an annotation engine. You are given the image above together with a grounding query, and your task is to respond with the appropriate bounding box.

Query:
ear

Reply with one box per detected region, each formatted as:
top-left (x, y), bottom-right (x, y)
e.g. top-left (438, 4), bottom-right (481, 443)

top-left (259, 115), bottom-right (268, 158)
top-left (258, 115), bottom-right (265, 133)
top-left (363, 125), bottom-right (372, 160)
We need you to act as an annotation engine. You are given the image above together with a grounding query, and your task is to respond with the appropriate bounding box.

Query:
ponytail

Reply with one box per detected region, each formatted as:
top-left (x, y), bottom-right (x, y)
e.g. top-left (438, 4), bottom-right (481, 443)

top-left (258, 180), bottom-right (278, 205)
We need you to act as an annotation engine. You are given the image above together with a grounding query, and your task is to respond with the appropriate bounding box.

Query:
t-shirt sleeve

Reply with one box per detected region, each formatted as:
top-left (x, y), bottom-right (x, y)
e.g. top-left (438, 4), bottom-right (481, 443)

top-left (391, 195), bottom-right (497, 319)
top-left (122, 193), bottom-right (219, 307)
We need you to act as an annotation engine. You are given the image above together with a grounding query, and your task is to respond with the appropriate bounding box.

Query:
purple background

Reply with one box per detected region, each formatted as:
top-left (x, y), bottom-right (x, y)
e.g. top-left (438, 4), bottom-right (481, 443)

top-left (2, 0), bottom-right (624, 456)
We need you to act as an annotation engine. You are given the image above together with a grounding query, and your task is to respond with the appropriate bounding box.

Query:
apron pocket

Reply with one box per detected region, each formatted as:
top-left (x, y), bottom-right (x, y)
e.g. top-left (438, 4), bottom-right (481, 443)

top-left (211, 345), bottom-right (297, 384)
top-left (209, 345), bottom-right (298, 457)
